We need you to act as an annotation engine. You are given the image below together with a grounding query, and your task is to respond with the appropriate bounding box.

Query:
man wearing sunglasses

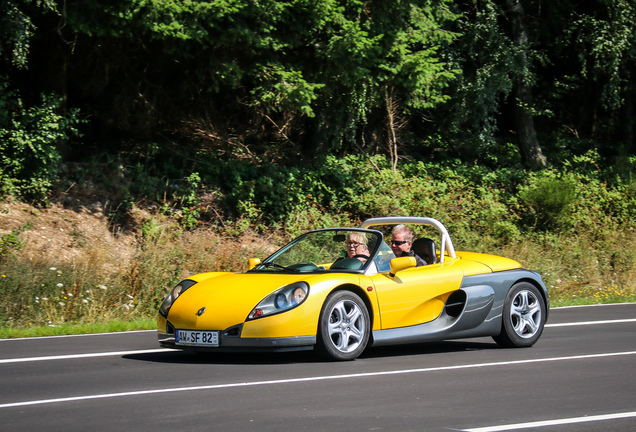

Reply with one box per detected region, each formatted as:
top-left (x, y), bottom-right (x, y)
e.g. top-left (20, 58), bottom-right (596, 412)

top-left (390, 224), bottom-right (427, 266)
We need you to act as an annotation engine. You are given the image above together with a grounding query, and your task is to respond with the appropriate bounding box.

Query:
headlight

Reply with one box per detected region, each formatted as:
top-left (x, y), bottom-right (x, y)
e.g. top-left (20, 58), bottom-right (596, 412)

top-left (158, 279), bottom-right (197, 317)
top-left (248, 282), bottom-right (309, 320)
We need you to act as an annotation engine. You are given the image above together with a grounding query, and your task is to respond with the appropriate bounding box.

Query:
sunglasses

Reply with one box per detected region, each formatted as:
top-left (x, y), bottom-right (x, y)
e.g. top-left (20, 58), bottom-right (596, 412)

top-left (391, 240), bottom-right (409, 246)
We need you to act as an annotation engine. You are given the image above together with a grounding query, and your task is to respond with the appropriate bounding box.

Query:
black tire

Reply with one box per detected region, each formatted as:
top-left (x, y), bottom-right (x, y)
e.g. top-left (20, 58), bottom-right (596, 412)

top-left (316, 291), bottom-right (370, 361)
top-left (493, 282), bottom-right (546, 348)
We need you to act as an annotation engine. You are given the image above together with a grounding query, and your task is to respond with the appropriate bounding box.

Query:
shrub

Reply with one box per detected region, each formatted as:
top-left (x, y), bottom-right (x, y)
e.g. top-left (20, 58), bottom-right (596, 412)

top-left (517, 172), bottom-right (578, 232)
top-left (0, 93), bottom-right (81, 202)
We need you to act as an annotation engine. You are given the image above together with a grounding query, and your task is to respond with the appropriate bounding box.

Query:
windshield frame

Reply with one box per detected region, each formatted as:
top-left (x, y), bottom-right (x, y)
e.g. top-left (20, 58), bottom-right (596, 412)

top-left (249, 228), bottom-right (386, 274)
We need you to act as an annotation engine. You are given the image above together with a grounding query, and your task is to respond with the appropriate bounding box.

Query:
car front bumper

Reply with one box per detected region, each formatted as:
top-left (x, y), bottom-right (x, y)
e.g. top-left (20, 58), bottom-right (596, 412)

top-left (158, 332), bottom-right (316, 352)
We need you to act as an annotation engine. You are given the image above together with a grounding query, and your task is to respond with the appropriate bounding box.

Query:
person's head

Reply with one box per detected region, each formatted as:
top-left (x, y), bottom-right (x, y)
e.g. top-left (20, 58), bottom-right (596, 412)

top-left (391, 224), bottom-right (414, 256)
top-left (346, 232), bottom-right (369, 258)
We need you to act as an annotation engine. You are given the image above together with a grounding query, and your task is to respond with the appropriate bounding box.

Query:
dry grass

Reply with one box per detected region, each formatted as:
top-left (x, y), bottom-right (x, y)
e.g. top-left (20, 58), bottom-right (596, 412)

top-left (0, 201), bottom-right (283, 328)
top-left (498, 230), bottom-right (636, 305)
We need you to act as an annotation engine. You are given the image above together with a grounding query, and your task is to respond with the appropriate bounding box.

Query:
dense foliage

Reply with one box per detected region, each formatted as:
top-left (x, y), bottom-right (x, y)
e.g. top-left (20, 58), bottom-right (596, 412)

top-left (1, 1), bottom-right (634, 179)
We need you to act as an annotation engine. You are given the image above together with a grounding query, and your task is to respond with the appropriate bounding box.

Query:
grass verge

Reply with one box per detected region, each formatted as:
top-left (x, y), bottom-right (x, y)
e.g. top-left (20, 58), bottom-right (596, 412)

top-left (0, 319), bottom-right (156, 339)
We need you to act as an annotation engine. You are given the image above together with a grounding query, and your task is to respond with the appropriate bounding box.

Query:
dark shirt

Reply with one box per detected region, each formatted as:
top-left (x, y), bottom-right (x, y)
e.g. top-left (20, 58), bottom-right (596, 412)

top-left (399, 250), bottom-right (427, 267)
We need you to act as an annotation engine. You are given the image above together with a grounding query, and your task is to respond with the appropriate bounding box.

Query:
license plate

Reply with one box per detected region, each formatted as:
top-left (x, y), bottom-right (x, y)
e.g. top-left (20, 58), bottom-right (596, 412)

top-left (176, 330), bottom-right (219, 347)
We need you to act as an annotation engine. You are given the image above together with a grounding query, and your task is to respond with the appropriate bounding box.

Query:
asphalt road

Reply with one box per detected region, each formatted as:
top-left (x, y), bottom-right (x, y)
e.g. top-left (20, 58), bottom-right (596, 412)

top-left (1, 303), bottom-right (635, 432)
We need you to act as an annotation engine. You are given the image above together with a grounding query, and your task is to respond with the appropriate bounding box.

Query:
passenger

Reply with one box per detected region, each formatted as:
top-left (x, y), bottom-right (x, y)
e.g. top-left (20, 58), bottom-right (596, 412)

top-left (345, 232), bottom-right (370, 261)
top-left (390, 224), bottom-right (427, 266)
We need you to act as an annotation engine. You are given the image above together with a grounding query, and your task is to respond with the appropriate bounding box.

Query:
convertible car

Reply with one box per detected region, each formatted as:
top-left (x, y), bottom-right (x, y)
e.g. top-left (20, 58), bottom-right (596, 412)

top-left (157, 217), bottom-right (549, 361)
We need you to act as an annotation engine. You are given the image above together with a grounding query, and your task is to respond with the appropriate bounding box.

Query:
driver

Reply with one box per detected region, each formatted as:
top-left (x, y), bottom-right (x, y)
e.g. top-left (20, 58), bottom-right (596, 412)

top-left (345, 232), bottom-right (370, 261)
top-left (391, 224), bottom-right (427, 266)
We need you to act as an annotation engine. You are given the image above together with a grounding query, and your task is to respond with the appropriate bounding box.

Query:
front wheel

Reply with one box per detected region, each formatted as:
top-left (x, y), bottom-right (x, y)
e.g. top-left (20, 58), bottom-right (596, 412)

top-left (317, 291), bottom-right (370, 361)
top-left (493, 282), bottom-right (546, 348)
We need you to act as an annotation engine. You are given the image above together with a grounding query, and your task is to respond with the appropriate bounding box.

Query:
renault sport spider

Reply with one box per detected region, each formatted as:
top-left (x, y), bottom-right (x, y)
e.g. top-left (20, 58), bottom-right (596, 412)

top-left (157, 217), bottom-right (549, 361)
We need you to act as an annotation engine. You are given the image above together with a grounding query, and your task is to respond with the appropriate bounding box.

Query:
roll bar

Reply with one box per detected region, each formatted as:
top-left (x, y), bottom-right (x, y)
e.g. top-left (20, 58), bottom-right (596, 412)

top-left (360, 217), bottom-right (456, 263)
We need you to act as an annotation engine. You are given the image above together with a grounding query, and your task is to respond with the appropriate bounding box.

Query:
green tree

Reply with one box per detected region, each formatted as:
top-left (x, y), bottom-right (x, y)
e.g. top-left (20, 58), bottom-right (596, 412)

top-left (437, 0), bottom-right (548, 167)
top-left (57, 0), bottom-right (458, 157)
top-left (0, 0), bottom-right (81, 202)
top-left (563, 0), bottom-right (636, 151)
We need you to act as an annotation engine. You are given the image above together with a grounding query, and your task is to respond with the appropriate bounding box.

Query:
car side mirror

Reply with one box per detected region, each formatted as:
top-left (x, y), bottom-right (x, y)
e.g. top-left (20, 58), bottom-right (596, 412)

top-left (247, 258), bottom-right (261, 270)
top-left (389, 256), bottom-right (417, 278)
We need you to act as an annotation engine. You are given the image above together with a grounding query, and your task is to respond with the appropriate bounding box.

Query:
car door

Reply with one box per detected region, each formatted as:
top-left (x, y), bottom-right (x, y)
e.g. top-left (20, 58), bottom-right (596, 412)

top-left (369, 258), bottom-right (464, 329)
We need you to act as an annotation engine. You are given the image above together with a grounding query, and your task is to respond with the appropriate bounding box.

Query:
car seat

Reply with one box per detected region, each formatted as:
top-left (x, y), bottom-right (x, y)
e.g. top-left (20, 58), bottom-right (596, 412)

top-left (411, 238), bottom-right (437, 264)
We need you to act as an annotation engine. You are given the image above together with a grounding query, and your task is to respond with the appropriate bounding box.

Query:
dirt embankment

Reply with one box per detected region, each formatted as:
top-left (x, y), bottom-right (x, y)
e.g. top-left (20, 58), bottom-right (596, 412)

top-left (1, 198), bottom-right (279, 275)
top-left (0, 201), bottom-right (137, 267)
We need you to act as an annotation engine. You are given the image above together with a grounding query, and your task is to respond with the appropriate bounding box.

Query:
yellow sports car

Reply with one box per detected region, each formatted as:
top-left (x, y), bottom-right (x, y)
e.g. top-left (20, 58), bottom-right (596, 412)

top-left (157, 217), bottom-right (549, 361)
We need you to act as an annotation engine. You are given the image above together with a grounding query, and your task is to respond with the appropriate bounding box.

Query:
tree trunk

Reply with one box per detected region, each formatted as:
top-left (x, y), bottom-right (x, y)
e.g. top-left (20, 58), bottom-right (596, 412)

top-left (505, 0), bottom-right (547, 168)
top-left (513, 84), bottom-right (547, 167)
top-left (623, 82), bottom-right (634, 151)
top-left (386, 90), bottom-right (399, 174)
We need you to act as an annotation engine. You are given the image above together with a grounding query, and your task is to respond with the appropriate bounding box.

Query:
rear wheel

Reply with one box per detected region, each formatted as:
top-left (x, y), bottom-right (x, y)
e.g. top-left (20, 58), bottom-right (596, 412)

top-left (317, 291), bottom-right (370, 361)
top-left (493, 282), bottom-right (546, 348)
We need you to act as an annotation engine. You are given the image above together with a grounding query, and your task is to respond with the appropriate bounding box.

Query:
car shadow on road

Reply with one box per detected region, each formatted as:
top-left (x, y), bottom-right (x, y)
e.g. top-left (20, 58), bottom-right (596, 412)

top-left (360, 339), bottom-right (499, 359)
top-left (123, 339), bottom-right (499, 365)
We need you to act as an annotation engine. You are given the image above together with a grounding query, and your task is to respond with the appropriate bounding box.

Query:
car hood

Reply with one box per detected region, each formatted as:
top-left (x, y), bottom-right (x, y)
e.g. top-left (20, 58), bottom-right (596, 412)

top-left (167, 272), bottom-right (331, 330)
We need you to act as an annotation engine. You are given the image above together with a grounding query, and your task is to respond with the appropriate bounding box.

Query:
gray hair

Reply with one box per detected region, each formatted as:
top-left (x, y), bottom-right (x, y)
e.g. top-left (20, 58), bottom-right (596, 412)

top-left (392, 224), bottom-right (414, 242)
top-left (347, 232), bottom-right (368, 246)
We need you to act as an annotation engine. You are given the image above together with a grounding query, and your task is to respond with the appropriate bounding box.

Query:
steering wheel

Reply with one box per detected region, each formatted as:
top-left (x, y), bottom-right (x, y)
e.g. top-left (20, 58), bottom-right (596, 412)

top-left (352, 254), bottom-right (369, 261)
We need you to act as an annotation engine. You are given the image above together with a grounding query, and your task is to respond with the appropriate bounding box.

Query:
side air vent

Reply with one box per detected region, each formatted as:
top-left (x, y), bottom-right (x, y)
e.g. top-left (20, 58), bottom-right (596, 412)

top-left (166, 321), bottom-right (175, 335)
top-left (224, 325), bottom-right (243, 337)
top-left (445, 290), bottom-right (467, 318)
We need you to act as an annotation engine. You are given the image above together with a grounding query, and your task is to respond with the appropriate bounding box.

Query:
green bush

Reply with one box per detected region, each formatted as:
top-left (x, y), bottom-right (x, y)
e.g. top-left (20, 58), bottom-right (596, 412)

top-left (517, 172), bottom-right (578, 232)
top-left (0, 93), bottom-right (81, 202)
top-left (0, 230), bottom-right (23, 259)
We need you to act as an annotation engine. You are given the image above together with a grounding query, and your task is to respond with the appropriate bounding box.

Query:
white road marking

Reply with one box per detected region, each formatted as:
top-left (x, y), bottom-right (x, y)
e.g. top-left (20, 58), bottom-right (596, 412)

top-left (0, 329), bottom-right (155, 342)
top-left (546, 318), bottom-right (636, 327)
top-left (0, 349), bottom-right (174, 364)
top-left (552, 302), bottom-right (634, 309)
top-left (1, 350), bottom-right (635, 409)
top-left (1, 317), bottom-right (634, 364)
top-left (461, 411), bottom-right (636, 431)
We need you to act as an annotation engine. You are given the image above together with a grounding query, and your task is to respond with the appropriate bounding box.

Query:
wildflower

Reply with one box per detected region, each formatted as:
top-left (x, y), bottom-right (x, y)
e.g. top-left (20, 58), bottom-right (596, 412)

top-left (57, 283), bottom-right (64, 288)
top-left (1, 274), bottom-right (6, 278)
top-left (127, 294), bottom-right (134, 299)
top-left (42, 297), bottom-right (48, 301)
top-left (82, 299), bottom-right (88, 304)
top-left (59, 302), bottom-right (65, 306)
top-left (67, 292), bottom-right (73, 297)
top-left (49, 267), bottom-right (57, 271)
